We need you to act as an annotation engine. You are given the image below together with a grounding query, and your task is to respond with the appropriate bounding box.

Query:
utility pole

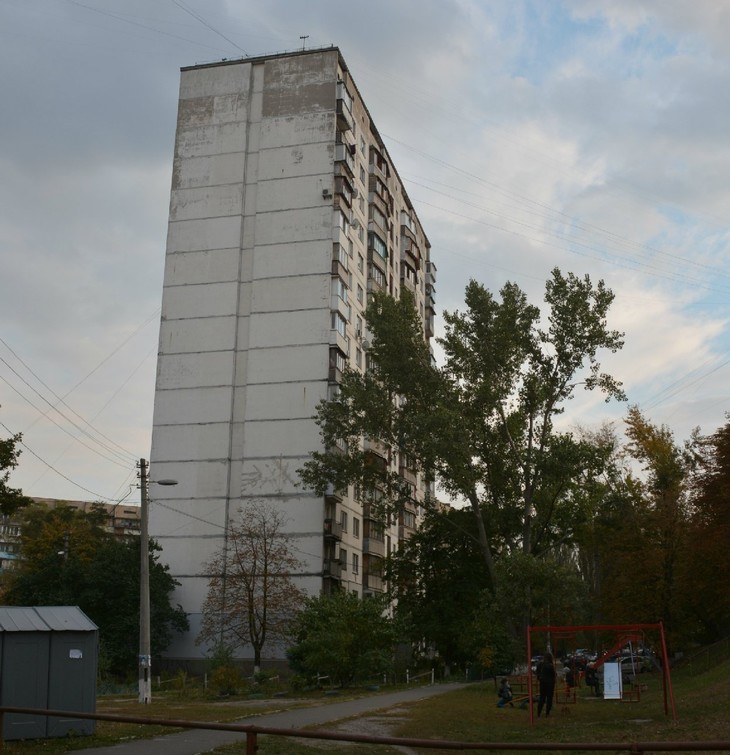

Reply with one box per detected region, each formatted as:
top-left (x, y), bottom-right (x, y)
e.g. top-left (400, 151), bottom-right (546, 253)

top-left (138, 458), bottom-right (152, 704)
top-left (137, 459), bottom-right (177, 704)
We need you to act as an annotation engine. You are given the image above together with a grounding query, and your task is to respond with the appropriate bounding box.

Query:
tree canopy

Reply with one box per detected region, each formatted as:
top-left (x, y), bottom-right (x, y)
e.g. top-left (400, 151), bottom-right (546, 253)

top-left (300, 269), bottom-right (625, 596)
top-left (1, 502), bottom-right (188, 676)
top-left (287, 591), bottom-right (399, 687)
top-left (197, 501), bottom-right (307, 672)
top-left (0, 427), bottom-right (32, 517)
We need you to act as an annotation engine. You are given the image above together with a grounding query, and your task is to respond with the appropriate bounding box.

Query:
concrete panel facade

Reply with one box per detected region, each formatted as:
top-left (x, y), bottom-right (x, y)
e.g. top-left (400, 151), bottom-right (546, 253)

top-left (164, 249), bottom-right (242, 286)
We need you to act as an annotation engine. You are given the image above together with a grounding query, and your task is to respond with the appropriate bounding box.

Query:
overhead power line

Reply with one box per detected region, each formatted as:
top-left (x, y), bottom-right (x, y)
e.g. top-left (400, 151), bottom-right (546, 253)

top-left (170, 0), bottom-right (248, 56)
top-left (0, 422), bottom-right (114, 501)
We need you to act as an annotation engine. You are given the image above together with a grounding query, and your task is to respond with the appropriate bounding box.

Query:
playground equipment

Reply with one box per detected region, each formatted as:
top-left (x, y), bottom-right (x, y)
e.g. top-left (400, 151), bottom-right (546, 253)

top-left (526, 622), bottom-right (677, 724)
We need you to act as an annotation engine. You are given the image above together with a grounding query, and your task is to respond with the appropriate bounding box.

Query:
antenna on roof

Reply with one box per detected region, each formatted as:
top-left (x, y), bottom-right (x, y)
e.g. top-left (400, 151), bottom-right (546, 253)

top-left (300, 35), bottom-right (309, 51)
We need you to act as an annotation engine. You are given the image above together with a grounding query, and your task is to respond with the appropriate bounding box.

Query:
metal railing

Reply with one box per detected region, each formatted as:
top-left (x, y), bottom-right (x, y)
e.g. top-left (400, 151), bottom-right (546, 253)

top-left (2, 706), bottom-right (730, 754)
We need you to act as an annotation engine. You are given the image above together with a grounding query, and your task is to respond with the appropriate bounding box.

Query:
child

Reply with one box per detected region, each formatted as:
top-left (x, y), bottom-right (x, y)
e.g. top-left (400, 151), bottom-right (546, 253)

top-left (497, 677), bottom-right (514, 708)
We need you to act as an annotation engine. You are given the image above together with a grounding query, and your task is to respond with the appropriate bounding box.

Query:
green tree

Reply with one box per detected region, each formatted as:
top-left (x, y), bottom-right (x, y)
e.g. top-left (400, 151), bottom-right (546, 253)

top-left (608, 408), bottom-right (696, 644)
top-left (2, 502), bottom-right (188, 676)
top-left (386, 507), bottom-right (492, 669)
top-left (197, 501), bottom-right (307, 673)
top-left (681, 416), bottom-right (730, 643)
top-left (300, 269), bottom-right (625, 596)
top-left (287, 591), bottom-right (398, 687)
top-left (0, 427), bottom-right (32, 516)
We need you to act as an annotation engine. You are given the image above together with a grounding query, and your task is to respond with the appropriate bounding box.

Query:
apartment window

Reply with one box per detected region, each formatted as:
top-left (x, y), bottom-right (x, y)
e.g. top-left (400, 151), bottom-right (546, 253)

top-left (360, 136), bottom-right (366, 156)
top-left (368, 264), bottom-right (386, 289)
top-left (340, 548), bottom-right (348, 569)
top-left (403, 510), bottom-right (416, 529)
top-left (332, 311), bottom-right (347, 338)
top-left (336, 209), bottom-right (350, 234)
top-left (358, 253), bottom-right (364, 273)
top-left (352, 553), bottom-right (359, 574)
top-left (369, 204), bottom-right (387, 231)
top-left (356, 315), bottom-right (363, 337)
top-left (331, 348), bottom-right (348, 374)
top-left (360, 166), bottom-right (366, 184)
top-left (334, 243), bottom-right (349, 269)
top-left (340, 511), bottom-right (348, 532)
top-left (353, 517), bottom-right (360, 538)
top-left (333, 276), bottom-right (348, 303)
top-left (337, 81), bottom-right (353, 112)
top-left (355, 348), bottom-right (362, 369)
top-left (366, 521), bottom-right (385, 542)
top-left (369, 232), bottom-right (387, 260)
top-left (357, 285), bottom-right (364, 304)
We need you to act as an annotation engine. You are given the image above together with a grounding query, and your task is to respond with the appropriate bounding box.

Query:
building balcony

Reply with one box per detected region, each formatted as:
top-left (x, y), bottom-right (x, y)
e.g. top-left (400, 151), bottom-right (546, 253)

top-left (325, 482), bottom-right (344, 502)
top-left (401, 222), bottom-right (417, 244)
top-left (363, 573), bottom-right (384, 592)
top-left (334, 142), bottom-right (355, 177)
top-left (367, 276), bottom-right (386, 294)
top-left (334, 175), bottom-right (353, 208)
top-left (401, 236), bottom-right (421, 267)
top-left (364, 438), bottom-right (389, 466)
top-left (329, 329), bottom-right (349, 355)
top-left (399, 465), bottom-right (417, 486)
top-left (425, 314), bottom-right (435, 339)
top-left (331, 243), bottom-right (349, 278)
top-left (336, 99), bottom-right (354, 132)
top-left (426, 261), bottom-right (437, 284)
top-left (363, 536), bottom-right (385, 557)
top-left (324, 518), bottom-right (343, 541)
top-left (323, 559), bottom-right (343, 579)
top-left (369, 149), bottom-right (389, 181)
top-left (398, 524), bottom-right (416, 542)
top-left (362, 502), bottom-right (385, 524)
top-left (329, 347), bottom-right (348, 384)
top-left (332, 222), bottom-right (349, 247)
top-left (367, 244), bottom-right (388, 269)
top-left (368, 188), bottom-right (390, 218)
top-left (400, 273), bottom-right (416, 292)
top-left (367, 216), bottom-right (387, 237)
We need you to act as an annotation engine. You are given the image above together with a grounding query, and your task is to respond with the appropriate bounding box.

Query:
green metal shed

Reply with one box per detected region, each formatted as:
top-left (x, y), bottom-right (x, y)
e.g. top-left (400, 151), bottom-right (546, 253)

top-left (0, 606), bottom-right (98, 741)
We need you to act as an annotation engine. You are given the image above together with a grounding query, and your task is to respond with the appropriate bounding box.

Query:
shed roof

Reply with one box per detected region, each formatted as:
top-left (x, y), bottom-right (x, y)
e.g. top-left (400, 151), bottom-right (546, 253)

top-left (0, 606), bottom-right (97, 632)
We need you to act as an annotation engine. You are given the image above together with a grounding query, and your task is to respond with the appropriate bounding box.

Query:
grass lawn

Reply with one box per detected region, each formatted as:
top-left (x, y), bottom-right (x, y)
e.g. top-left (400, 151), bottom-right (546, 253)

top-left (388, 661), bottom-right (730, 754)
top-left (2, 660), bottom-right (729, 754)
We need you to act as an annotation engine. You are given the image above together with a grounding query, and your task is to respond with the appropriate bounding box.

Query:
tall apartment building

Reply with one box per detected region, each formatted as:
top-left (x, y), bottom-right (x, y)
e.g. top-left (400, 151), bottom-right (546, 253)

top-left (149, 47), bottom-right (437, 664)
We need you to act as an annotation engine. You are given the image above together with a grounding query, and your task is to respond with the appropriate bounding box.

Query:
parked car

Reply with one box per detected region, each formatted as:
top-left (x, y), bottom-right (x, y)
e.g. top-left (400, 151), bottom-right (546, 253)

top-left (613, 655), bottom-right (651, 679)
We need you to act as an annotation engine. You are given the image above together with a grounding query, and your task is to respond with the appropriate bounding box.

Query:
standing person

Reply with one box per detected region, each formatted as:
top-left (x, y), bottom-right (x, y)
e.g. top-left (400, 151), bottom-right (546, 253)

top-left (537, 652), bottom-right (557, 717)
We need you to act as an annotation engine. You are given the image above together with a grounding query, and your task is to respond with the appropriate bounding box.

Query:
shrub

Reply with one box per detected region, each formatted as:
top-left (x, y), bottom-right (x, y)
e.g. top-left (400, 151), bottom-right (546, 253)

top-left (209, 665), bottom-right (243, 696)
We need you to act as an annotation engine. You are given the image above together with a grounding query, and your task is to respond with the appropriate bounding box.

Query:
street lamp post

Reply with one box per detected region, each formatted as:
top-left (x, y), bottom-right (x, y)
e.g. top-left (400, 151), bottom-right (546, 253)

top-left (138, 458), bottom-right (177, 704)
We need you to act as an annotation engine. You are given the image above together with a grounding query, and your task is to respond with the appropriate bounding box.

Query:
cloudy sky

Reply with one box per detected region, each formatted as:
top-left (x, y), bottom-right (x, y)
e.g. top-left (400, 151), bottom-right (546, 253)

top-left (1, 0), bottom-right (729, 505)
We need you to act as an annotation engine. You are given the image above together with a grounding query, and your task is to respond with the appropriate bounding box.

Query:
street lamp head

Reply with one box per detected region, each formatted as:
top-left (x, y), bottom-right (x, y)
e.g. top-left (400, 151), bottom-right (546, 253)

top-left (154, 479), bottom-right (178, 487)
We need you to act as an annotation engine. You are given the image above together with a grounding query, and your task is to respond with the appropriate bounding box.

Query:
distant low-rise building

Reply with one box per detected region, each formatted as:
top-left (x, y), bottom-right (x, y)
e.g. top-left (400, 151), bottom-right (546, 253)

top-left (0, 498), bottom-right (140, 571)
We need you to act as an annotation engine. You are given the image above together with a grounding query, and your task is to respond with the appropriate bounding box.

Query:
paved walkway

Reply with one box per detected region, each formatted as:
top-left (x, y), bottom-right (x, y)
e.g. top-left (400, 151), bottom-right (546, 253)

top-left (80, 683), bottom-right (468, 754)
